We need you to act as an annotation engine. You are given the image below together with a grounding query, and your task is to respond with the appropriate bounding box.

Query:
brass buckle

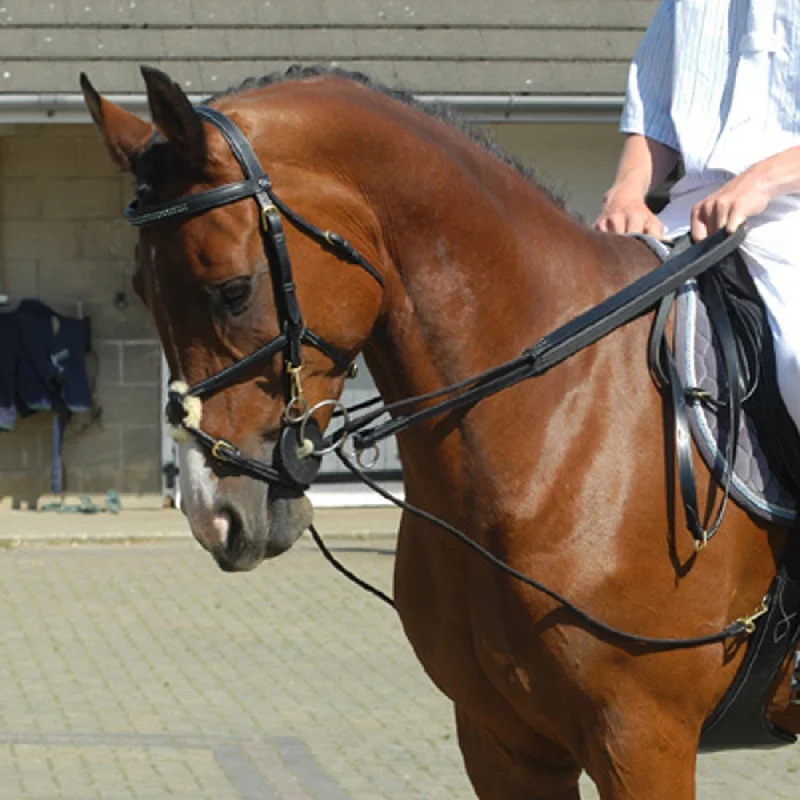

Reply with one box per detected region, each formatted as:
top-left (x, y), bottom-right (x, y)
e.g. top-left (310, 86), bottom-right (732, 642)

top-left (736, 600), bottom-right (769, 635)
top-left (283, 363), bottom-right (309, 423)
top-left (287, 362), bottom-right (302, 394)
top-left (211, 439), bottom-right (237, 463)
top-left (287, 362), bottom-right (305, 404)
top-left (260, 204), bottom-right (278, 232)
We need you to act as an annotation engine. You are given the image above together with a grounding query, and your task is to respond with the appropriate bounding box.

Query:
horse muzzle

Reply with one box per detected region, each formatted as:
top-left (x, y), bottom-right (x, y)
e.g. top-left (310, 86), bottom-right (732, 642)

top-left (206, 486), bottom-right (313, 572)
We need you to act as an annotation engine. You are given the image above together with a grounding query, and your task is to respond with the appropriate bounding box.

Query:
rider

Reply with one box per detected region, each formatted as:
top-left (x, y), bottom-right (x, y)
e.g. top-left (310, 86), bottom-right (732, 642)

top-left (594, 0), bottom-right (800, 431)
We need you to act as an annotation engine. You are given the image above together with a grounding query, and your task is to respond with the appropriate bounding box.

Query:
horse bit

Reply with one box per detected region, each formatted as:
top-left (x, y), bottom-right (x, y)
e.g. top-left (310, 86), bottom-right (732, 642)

top-left (125, 105), bottom-right (384, 490)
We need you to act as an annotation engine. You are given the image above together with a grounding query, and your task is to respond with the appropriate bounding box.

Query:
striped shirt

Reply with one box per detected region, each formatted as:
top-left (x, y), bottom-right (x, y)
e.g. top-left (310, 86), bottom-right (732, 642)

top-left (621, 0), bottom-right (800, 184)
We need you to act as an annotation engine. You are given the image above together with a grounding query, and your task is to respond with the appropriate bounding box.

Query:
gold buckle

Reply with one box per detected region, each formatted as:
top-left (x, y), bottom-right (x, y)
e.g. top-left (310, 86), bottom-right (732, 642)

top-left (287, 362), bottom-right (305, 404)
top-left (736, 600), bottom-right (769, 635)
top-left (260, 204), bottom-right (278, 232)
top-left (283, 363), bottom-right (309, 423)
top-left (211, 439), bottom-right (237, 462)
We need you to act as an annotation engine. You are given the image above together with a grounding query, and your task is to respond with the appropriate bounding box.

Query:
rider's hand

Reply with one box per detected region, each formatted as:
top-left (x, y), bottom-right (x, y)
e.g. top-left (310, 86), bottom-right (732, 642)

top-left (690, 168), bottom-right (772, 240)
top-left (594, 190), bottom-right (666, 239)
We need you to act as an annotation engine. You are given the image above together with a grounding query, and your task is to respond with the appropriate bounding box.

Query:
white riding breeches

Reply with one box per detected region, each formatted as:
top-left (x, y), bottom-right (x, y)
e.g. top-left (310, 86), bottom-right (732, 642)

top-left (659, 177), bottom-right (800, 431)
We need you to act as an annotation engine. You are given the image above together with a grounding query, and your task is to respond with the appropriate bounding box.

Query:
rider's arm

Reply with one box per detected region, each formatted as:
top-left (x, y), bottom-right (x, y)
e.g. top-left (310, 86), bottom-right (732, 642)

top-left (594, 134), bottom-right (679, 237)
top-left (595, 0), bottom-right (679, 237)
top-left (691, 145), bottom-right (800, 239)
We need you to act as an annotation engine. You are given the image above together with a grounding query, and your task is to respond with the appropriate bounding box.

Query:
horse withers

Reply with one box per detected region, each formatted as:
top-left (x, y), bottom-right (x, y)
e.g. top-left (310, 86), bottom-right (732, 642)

top-left (82, 65), bottom-right (799, 798)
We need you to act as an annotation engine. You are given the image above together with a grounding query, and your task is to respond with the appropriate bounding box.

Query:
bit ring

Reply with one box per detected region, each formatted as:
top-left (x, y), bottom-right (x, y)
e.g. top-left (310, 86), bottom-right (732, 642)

top-left (299, 398), bottom-right (351, 457)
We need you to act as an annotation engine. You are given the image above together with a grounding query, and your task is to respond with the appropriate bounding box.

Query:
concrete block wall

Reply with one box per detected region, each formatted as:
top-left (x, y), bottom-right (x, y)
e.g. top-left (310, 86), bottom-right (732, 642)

top-left (0, 123), bottom-right (163, 506)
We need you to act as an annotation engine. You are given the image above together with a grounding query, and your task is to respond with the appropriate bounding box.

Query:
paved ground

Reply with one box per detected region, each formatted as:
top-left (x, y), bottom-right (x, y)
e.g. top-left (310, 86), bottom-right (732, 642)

top-left (0, 509), bottom-right (799, 798)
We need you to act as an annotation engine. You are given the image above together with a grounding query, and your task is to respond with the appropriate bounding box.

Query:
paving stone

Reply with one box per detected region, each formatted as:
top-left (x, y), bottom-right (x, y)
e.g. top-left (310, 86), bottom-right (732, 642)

top-left (0, 536), bottom-right (797, 798)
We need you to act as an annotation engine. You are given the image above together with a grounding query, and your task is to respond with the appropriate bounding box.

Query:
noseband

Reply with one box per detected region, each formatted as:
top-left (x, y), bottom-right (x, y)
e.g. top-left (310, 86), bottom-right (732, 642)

top-left (126, 105), bottom-right (383, 489)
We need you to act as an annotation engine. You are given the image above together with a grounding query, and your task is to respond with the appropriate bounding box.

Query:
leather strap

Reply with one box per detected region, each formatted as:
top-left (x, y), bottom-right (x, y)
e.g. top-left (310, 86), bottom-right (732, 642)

top-left (186, 334), bottom-right (289, 400)
top-left (126, 177), bottom-right (270, 226)
top-left (700, 535), bottom-right (800, 751)
top-left (349, 227), bottom-right (746, 450)
top-left (648, 254), bottom-right (745, 547)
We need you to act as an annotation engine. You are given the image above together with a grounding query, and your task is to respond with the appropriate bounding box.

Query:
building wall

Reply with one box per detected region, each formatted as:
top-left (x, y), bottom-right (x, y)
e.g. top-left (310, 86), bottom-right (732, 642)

top-left (489, 122), bottom-right (623, 221)
top-left (0, 0), bottom-right (657, 95)
top-left (0, 123), bottom-right (162, 506)
top-left (0, 118), bottom-right (623, 505)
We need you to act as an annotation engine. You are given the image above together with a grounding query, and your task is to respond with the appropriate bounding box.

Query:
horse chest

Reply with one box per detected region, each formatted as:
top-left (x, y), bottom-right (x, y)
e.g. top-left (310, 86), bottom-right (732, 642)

top-left (394, 528), bottom-right (573, 728)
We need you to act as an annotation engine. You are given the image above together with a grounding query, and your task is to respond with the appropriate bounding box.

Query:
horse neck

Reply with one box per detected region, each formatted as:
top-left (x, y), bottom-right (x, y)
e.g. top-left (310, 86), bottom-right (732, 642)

top-left (354, 120), bottom-right (651, 504)
top-left (361, 134), bottom-right (637, 409)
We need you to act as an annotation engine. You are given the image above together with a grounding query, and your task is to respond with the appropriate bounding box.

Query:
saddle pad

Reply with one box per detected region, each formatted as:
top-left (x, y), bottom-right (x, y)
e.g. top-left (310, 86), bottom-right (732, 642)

top-left (674, 280), bottom-right (796, 524)
top-left (626, 230), bottom-right (799, 525)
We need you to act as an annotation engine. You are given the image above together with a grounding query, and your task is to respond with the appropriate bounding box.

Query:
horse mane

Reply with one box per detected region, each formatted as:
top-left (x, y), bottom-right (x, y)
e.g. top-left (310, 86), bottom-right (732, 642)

top-left (209, 64), bottom-right (569, 211)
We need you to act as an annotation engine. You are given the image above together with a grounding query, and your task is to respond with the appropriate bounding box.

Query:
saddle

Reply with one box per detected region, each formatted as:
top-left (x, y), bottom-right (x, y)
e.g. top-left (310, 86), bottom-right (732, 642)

top-left (643, 236), bottom-right (800, 751)
top-left (678, 250), bottom-right (800, 522)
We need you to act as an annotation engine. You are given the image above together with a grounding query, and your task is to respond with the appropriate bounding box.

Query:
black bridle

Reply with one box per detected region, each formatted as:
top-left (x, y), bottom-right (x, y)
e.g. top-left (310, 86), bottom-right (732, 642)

top-left (127, 105), bottom-right (383, 489)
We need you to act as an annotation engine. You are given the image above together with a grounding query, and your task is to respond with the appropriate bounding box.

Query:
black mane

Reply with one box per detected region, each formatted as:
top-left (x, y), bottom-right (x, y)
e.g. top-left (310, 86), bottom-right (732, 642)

top-left (209, 64), bottom-right (567, 209)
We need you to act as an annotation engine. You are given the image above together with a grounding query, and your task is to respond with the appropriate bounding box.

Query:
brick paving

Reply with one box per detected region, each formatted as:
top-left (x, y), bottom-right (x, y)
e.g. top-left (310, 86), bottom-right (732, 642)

top-left (0, 514), bottom-right (799, 798)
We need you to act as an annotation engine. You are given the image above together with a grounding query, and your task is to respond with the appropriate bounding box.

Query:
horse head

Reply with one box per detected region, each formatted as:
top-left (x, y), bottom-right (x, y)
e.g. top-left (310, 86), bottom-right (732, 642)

top-left (81, 67), bottom-right (385, 571)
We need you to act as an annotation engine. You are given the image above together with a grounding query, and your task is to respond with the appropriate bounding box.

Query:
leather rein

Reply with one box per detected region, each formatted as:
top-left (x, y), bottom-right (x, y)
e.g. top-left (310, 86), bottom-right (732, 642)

top-left (130, 105), bottom-right (765, 649)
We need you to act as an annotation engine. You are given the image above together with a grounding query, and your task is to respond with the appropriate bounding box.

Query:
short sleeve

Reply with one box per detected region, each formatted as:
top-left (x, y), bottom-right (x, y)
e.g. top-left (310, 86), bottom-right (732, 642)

top-left (619, 0), bottom-right (680, 151)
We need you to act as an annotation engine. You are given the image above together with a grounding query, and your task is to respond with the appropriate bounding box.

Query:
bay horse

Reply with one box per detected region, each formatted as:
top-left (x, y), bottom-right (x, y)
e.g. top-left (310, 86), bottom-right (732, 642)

top-left (82, 65), bottom-right (799, 798)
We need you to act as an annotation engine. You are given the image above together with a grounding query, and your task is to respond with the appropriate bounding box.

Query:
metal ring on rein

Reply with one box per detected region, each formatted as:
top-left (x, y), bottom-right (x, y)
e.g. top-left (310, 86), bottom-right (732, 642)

top-left (355, 444), bottom-right (381, 470)
top-left (299, 398), bottom-right (352, 457)
top-left (340, 435), bottom-right (381, 470)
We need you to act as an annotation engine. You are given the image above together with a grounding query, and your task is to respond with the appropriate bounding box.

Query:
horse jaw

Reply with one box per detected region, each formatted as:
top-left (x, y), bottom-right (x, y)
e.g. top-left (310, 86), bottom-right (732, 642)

top-left (177, 440), bottom-right (312, 571)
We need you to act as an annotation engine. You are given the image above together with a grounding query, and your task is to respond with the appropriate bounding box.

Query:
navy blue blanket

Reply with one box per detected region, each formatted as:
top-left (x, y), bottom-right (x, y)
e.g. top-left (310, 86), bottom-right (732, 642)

top-left (0, 299), bottom-right (92, 433)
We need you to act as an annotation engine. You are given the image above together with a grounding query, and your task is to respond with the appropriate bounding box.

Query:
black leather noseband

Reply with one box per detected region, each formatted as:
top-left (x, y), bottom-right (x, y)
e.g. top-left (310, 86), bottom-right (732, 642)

top-left (128, 105), bottom-right (383, 489)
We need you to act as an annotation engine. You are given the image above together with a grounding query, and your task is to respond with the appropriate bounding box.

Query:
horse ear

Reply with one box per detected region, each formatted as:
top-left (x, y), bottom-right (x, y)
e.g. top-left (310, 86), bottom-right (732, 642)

top-left (140, 65), bottom-right (207, 172)
top-left (80, 72), bottom-right (154, 172)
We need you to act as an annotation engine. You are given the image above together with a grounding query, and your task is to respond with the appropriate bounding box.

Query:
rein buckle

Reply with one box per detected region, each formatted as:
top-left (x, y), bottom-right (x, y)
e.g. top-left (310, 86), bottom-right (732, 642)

top-left (260, 204), bottom-right (278, 232)
top-left (211, 439), bottom-right (238, 463)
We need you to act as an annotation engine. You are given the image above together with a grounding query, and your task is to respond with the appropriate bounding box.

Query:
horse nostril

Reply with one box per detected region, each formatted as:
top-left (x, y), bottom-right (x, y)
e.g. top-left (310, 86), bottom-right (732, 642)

top-left (211, 509), bottom-right (232, 549)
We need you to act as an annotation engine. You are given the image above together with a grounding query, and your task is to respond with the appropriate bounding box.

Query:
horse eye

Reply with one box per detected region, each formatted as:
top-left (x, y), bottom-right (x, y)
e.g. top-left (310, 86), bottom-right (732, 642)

top-left (217, 278), bottom-right (253, 314)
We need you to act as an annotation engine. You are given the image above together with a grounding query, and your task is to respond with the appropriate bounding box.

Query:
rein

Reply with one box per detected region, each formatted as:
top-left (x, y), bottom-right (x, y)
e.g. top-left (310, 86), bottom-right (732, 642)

top-left (329, 450), bottom-right (768, 650)
top-left (130, 104), bottom-right (764, 650)
top-left (334, 227), bottom-right (746, 451)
